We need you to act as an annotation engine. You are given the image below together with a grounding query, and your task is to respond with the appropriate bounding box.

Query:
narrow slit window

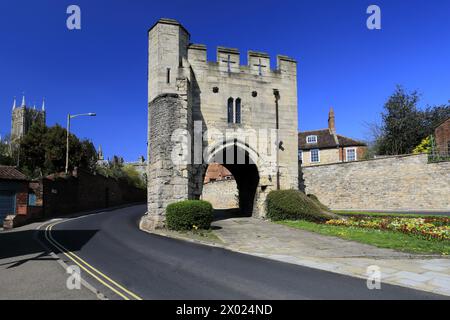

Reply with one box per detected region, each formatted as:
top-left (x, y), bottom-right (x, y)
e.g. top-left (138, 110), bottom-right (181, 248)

top-left (235, 98), bottom-right (241, 124)
top-left (227, 98), bottom-right (234, 123)
top-left (167, 68), bottom-right (171, 84)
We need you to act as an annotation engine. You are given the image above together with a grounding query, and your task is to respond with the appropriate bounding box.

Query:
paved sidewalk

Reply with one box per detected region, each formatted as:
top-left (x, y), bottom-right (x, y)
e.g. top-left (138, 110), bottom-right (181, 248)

top-left (0, 222), bottom-right (98, 300)
top-left (212, 217), bottom-right (450, 297)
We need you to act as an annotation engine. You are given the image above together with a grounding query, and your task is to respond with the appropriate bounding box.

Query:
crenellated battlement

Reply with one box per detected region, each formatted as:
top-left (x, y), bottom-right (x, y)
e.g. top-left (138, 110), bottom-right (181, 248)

top-left (145, 18), bottom-right (299, 227)
top-left (187, 44), bottom-right (297, 76)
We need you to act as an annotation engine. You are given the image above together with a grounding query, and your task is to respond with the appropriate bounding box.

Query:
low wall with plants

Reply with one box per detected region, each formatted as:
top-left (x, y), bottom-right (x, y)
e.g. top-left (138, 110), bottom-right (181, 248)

top-left (301, 154), bottom-right (450, 211)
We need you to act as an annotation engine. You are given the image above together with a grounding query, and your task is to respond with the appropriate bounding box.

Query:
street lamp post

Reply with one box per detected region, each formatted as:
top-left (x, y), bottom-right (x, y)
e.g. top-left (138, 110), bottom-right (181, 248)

top-left (65, 113), bottom-right (96, 174)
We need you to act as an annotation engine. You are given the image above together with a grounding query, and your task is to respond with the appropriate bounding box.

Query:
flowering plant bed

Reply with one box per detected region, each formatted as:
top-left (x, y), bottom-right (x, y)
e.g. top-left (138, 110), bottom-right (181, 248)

top-left (326, 216), bottom-right (450, 241)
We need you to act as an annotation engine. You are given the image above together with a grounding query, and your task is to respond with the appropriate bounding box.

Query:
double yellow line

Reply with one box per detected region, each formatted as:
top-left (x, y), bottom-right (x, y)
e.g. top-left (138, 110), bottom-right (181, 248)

top-left (44, 221), bottom-right (143, 300)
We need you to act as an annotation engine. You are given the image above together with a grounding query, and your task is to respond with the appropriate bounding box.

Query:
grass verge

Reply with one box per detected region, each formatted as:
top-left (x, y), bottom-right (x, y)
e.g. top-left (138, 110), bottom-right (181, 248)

top-left (278, 220), bottom-right (450, 255)
top-left (153, 228), bottom-right (223, 245)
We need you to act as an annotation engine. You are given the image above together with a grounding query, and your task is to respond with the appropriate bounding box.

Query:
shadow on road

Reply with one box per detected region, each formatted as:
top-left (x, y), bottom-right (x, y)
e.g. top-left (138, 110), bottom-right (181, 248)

top-left (0, 229), bottom-right (98, 263)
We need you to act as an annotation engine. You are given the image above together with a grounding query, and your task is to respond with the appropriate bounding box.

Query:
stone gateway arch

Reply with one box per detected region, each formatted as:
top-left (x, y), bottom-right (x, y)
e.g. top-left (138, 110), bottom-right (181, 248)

top-left (140, 18), bottom-right (299, 230)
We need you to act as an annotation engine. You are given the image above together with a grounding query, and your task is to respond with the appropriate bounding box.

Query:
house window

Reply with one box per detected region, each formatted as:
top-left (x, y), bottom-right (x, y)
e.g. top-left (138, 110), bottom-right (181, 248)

top-left (310, 149), bottom-right (320, 163)
top-left (346, 148), bottom-right (357, 162)
top-left (306, 135), bottom-right (318, 144)
top-left (235, 98), bottom-right (241, 124)
top-left (227, 98), bottom-right (234, 123)
top-left (298, 150), bottom-right (303, 163)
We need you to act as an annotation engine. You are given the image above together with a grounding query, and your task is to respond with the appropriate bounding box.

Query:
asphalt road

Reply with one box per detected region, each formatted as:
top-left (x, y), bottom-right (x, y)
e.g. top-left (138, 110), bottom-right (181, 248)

top-left (39, 205), bottom-right (446, 300)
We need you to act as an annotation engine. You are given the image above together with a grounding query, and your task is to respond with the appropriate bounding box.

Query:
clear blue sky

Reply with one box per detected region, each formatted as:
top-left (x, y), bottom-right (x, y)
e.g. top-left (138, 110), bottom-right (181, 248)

top-left (1, 0), bottom-right (449, 161)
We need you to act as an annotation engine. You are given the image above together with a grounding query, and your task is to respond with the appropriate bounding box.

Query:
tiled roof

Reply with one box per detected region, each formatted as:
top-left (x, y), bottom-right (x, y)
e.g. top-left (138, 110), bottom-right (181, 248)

top-left (336, 134), bottom-right (367, 148)
top-left (298, 129), bottom-right (366, 150)
top-left (0, 166), bottom-right (27, 181)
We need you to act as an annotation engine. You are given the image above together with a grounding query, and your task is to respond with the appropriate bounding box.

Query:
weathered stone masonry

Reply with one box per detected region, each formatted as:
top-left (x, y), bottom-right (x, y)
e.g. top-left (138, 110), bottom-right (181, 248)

top-left (302, 154), bottom-right (450, 211)
top-left (140, 18), bottom-right (299, 230)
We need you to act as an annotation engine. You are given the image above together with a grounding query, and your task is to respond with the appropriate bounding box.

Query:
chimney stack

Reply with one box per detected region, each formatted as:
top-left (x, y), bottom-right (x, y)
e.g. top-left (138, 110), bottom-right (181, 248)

top-left (328, 107), bottom-right (336, 134)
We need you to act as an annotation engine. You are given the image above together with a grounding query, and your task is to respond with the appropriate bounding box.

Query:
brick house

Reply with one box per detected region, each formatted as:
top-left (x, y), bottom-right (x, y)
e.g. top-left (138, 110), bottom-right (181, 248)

top-left (434, 117), bottom-right (450, 155)
top-left (298, 108), bottom-right (367, 167)
top-left (204, 163), bottom-right (233, 184)
top-left (0, 166), bottom-right (43, 228)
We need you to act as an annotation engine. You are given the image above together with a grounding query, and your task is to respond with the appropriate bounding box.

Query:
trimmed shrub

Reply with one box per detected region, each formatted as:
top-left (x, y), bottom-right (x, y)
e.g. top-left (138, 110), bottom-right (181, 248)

top-left (307, 194), bottom-right (330, 212)
top-left (166, 200), bottom-right (214, 231)
top-left (266, 190), bottom-right (332, 222)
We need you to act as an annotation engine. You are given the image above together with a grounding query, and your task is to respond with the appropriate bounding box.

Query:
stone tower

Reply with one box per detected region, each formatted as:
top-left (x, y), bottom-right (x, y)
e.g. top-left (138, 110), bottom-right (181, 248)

top-left (142, 19), bottom-right (194, 230)
top-left (140, 18), bottom-right (299, 231)
top-left (98, 145), bottom-right (104, 161)
top-left (11, 95), bottom-right (46, 142)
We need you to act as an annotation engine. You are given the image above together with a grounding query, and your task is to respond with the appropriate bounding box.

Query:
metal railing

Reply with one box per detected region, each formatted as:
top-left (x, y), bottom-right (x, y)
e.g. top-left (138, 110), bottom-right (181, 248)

top-left (427, 135), bottom-right (450, 163)
top-left (428, 151), bottom-right (450, 163)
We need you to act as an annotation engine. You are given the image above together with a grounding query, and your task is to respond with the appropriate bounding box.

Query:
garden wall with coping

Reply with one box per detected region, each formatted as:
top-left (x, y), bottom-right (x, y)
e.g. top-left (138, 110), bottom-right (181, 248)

top-left (301, 154), bottom-right (450, 211)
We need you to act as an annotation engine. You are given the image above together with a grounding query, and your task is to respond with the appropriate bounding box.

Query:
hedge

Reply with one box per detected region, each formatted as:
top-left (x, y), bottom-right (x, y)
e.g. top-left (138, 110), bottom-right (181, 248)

top-left (307, 194), bottom-right (330, 212)
top-left (166, 200), bottom-right (214, 231)
top-left (266, 190), bottom-right (332, 222)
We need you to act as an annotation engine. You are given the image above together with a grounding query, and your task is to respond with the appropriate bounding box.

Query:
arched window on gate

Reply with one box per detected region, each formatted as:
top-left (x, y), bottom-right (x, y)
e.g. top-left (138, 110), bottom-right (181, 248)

top-left (227, 98), bottom-right (234, 123)
top-left (235, 98), bottom-right (241, 124)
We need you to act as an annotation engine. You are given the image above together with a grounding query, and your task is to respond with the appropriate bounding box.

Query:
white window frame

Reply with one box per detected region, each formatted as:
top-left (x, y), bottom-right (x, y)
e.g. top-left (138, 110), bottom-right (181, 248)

top-left (306, 135), bottom-right (318, 144)
top-left (345, 147), bottom-right (357, 162)
top-left (310, 149), bottom-right (320, 163)
top-left (298, 149), bottom-right (303, 162)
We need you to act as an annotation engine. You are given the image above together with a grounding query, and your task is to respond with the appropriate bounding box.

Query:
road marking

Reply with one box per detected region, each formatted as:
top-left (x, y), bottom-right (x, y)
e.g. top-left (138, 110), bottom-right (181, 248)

top-left (34, 222), bottom-right (107, 300)
top-left (44, 221), bottom-right (143, 300)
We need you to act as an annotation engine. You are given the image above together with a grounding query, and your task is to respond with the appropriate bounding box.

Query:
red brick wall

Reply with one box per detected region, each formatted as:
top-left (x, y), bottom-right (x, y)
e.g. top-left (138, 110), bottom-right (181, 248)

top-left (357, 146), bottom-right (367, 160)
top-left (43, 170), bottom-right (146, 217)
top-left (435, 118), bottom-right (450, 154)
top-left (339, 146), bottom-right (367, 161)
top-left (14, 183), bottom-right (28, 216)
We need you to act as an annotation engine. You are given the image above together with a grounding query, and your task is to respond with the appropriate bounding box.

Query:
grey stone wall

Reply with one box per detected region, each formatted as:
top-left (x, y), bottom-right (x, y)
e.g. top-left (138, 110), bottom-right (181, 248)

top-left (142, 93), bottom-right (193, 230)
top-left (201, 180), bottom-right (238, 209)
top-left (142, 18), bottom-right (299, 230)
top-left (187, 45), bottom-right (299, 192)
top-left (302, 154), bottom-right (450, 211)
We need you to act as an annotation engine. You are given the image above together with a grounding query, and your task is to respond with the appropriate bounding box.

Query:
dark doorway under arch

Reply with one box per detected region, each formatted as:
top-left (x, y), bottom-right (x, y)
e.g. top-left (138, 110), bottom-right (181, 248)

top-left (203, 143), bottom-right (260, 216)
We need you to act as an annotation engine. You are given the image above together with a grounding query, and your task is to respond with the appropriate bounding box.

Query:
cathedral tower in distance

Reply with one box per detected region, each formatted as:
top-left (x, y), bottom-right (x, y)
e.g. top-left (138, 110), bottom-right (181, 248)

top-left (11, 95), bottom-right (46, 142)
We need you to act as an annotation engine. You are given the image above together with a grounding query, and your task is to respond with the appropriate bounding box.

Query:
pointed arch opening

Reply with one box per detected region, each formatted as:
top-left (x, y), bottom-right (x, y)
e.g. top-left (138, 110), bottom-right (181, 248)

top-left (201, 142), bottom-right (260, 218)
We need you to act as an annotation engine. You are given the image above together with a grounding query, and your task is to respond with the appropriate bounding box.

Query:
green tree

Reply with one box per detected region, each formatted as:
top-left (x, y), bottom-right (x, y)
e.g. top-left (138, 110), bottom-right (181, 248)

top-left (373, 86), bottom-right (449, 155)
top-left (422, 104), bottom-right (450, 136)
top-left (0, 135), bottom-right (15, 166)
top-left (19, 123), bottom-right (47, 177)
top-left (96, 155), bottom-right (125, 179)
top-left (96, 157), bottom-right (146, 189)
top-left (19, 123), bottom-right (98, 178)
top-left (122, 165), bottom-right (146, 189)
top-left (376, 86), bottom-right (422, 155)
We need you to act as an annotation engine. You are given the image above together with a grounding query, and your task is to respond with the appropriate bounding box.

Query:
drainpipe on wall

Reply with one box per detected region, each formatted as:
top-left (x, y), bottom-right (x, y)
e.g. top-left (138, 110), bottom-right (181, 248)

top-left (273, 89), bottom-right (280, 190)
